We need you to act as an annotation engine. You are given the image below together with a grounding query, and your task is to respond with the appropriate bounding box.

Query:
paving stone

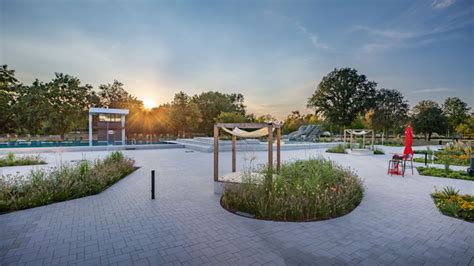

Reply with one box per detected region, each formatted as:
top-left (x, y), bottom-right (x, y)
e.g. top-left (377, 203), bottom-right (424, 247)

top-left (0, 147), bottom-right (473, 265)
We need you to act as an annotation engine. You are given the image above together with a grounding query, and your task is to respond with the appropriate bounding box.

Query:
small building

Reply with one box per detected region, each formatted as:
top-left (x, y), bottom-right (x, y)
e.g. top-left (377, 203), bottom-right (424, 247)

top-left (89, 108), bottom-right (129, 146)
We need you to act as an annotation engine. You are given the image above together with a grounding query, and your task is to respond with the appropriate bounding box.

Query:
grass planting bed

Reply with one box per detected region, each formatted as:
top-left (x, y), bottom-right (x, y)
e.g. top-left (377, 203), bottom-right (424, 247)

top-left (0, 153), bottom-right (46, 167)
top-left (221, 157), bottom-right (364, 222)
top-left (326, 144), bottom-right (346, 154)
top-left (417, 167), bottom-right (473, 181)
top-left (432, 187), bottom-right (473, 222)
top-left (0, 151), bottom-right (136, 213)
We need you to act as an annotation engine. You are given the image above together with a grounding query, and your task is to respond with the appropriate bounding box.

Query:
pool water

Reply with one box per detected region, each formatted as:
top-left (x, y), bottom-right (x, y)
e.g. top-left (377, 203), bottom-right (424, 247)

top-left (0, 140), bottom-right (172, 148)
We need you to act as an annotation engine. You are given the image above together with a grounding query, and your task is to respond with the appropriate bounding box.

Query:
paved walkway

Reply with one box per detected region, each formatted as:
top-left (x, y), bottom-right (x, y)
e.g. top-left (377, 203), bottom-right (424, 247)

top-left (0, 147), bottom-right (473, 265)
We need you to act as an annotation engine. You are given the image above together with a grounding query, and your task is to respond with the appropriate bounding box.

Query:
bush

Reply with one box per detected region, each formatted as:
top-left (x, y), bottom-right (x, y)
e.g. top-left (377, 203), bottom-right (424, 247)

top-left (431, 187), bottom-right (473, 222)
top-left (0, 152), bottom-right (46, 167)
top-left (221, 157), bottom-right (364, 221)
top-left (0, 151), bottom-right (136, 213)
top-left (326, 144), bottom-right (347, 154)
top-left (417, 166), bottom-right (473, 181)
top-left (373, 148), bottom-right (385, 155)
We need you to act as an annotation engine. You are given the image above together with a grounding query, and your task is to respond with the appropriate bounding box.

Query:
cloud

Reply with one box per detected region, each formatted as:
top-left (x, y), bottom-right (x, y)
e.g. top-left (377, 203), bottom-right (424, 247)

top-left (431, 0), bottom-right (455, 10)
top-left (355, 26), bottom-right (415, 40)
top-left (412, 87), bottom-right (456, 93)
top-left (294, 21), bottom-right (328, 50)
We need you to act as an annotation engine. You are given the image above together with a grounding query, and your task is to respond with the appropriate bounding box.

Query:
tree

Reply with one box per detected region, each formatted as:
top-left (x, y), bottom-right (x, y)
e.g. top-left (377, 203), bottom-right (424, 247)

top-left (214, 111), bottom-right (247, 123)
top-left (455, 114), bottom-right (474, 138)
top-left (44, 73), bottom-right (95, 139)
top-left (412, 100), bottom-right (448, 141)
top-left (282, 111), bottom-right (305, 134)
top-left (191, 91), bottom-right (246, 134)
top-left (0, 65), bottom-right (19, 133)
top-left (149, 104), bottom-right (174, 135)
top-left (169, 91), bottom-right (202, 137)
top-left (13, 80), bottom-right (50, 135)
top-left (255, 114), bottom-right (279, 124)
top-left (98, 80), bottom-right (144, 135)
top-left (307, 68), bottom-right (377, 127)
top-left (368, 89), bottom-right (409, 138)
top-left (442, 97), bottom-right (470, 136)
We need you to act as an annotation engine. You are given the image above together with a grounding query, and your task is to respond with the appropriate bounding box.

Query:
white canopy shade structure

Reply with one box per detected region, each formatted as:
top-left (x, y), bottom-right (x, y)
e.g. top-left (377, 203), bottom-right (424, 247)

top-left (343, 129), bottom-right (375, 150)
top-left (214, 123), bottom-right (281, 182)
top-left (88, 108), bottom-right (129, 146)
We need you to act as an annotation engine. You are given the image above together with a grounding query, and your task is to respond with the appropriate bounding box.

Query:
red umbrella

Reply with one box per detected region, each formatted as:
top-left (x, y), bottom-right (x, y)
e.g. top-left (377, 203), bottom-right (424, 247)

top-left (403, 124), bottom-right (413, 156)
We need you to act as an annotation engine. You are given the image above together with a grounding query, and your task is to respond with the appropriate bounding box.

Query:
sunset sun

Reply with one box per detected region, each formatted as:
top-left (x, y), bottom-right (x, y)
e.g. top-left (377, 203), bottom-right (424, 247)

top-left (143, 98), bottom-right (157, 109)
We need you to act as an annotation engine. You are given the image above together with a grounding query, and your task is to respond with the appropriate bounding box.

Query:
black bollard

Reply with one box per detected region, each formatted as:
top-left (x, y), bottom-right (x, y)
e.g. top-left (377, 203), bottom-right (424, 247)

top-left (425, 153), bottom-right (427, 166)
top-left (468, 158), bottom-right (474, 177)
top-left (151, 170), bottom-right (155, 200)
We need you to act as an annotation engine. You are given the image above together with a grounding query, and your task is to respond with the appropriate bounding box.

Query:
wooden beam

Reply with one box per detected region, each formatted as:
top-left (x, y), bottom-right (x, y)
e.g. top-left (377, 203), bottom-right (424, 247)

top-left (268, 125), bottom-right (273, 174)
top-left (232, 135), bottom-right (236, 172)
top-left (276, 127), bottom-right (281, 174)
top-left (214, 125), bottom-right (219, 182)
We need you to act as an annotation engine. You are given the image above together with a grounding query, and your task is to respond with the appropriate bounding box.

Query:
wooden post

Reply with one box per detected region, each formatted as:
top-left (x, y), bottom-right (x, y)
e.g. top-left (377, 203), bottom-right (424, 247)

top-left (343, 129), bottom-right (346, 146)
top-left (363, 133), bottom-right (365, 149)
top-left (232, 135), bottom-right (236, 172)
top-left (214, 125), bottom-right (219, 181)
top-left (276, 127), bottom-right (281, 173)
top-left (372, 130), bottom-right (375, 150)
top-left (350, 131), bottom-right (353, 150)
top-left (268, 125), bottom-right (273, 173)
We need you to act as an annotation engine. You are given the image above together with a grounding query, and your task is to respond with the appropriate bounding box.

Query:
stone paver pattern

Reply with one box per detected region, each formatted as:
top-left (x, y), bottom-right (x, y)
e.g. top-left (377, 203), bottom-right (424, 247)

top-left (0, 146), bottom-right (473, 265)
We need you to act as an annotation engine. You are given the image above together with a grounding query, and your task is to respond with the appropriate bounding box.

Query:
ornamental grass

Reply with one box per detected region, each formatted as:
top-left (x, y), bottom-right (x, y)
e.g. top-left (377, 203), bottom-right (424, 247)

top-left (221, 157), bottom-right (363, 221)
top-left (432, 186), bottom-right (473, 222)
top-left (0, 151), bottom-right (135, 213)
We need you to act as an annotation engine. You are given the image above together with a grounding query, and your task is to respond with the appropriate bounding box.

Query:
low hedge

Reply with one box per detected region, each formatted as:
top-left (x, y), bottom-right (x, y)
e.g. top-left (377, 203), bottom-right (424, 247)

top-left (0, 151), bottom-right (136, 213)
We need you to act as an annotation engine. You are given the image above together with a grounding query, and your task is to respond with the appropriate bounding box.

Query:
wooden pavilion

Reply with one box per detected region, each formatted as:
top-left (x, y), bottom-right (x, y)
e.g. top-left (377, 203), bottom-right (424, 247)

top-left (213, 123), bottom-right (281, 182)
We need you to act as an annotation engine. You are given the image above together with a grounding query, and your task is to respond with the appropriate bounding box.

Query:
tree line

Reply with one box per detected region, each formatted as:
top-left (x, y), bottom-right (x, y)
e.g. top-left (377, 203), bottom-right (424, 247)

top-left (306, 67), bottom-right (472, 140)
top-left (1, 65), bottom-right (472, 141)
top-left (0, 65), bottom-right (276, 139)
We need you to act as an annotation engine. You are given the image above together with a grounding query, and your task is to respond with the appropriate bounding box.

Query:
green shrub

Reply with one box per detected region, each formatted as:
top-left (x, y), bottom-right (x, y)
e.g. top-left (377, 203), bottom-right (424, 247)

top-left (0, 151), bottom-right (135, 213)
top-left (417, 167), bottom-right (473, 181)
top-left (431, 187), bottom-right (473, 222)
top-left (221, 157), bottom-right (364, 221)
top-left (373, 148), bottom-right (385, 155)
top-left (0, 153), bottom-right (46, 167)
top-left (326, 144), bottom-right (347, 154)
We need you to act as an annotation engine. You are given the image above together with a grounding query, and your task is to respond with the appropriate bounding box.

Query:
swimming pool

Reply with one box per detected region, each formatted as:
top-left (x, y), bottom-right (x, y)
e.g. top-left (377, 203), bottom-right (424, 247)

top-left (0, 140), bottom-right (173, 148)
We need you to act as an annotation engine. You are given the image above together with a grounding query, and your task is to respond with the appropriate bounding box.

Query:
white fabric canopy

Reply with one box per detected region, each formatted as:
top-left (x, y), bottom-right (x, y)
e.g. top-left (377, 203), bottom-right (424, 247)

top-left (345, 130), bottom-right (372, 135)
top-left (221, 127), bottom-right (273, 138)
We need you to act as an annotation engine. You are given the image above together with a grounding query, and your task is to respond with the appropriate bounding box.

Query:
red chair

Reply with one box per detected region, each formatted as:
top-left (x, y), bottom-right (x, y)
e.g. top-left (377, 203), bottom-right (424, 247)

top-left (388, 153), bottom-right (413, 177)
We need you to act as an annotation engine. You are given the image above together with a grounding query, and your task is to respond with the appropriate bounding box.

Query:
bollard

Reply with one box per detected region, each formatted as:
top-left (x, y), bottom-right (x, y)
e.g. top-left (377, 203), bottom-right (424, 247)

top-left (151, 170), bottom-right (155, 200)
top-left (424, 153), bottom-right (427, 166)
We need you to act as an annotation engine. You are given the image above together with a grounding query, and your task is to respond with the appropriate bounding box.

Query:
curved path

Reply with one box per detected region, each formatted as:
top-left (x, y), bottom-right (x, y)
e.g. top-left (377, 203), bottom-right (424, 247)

top-left (1, 147), bottom-right (473, 265)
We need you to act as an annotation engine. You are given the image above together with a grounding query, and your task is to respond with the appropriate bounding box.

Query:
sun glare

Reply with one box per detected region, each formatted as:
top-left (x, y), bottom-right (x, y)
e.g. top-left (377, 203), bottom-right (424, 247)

top-left (143, 98), bottom-right (157, 109)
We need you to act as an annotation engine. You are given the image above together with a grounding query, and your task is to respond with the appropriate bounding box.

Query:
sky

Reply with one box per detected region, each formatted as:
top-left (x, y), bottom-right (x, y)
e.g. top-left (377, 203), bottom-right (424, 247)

top-left (1, 0), bottom-right (473, 119)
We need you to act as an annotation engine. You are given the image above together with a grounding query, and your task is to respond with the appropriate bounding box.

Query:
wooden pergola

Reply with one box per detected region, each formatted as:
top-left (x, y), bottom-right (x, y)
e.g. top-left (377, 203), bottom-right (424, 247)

top-left (343, 129), bottom-right (375, 150)
top-left (213, 123), bottom-right (281, 182)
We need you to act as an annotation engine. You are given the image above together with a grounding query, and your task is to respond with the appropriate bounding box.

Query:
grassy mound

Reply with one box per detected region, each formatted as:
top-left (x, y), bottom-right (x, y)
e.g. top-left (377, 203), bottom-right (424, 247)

top-left (432, 187), bottom-right (473, 222)
top-left (0, 151), bottom-right (136, 213)
top-left (221, 157), bottom-right (363, 221)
